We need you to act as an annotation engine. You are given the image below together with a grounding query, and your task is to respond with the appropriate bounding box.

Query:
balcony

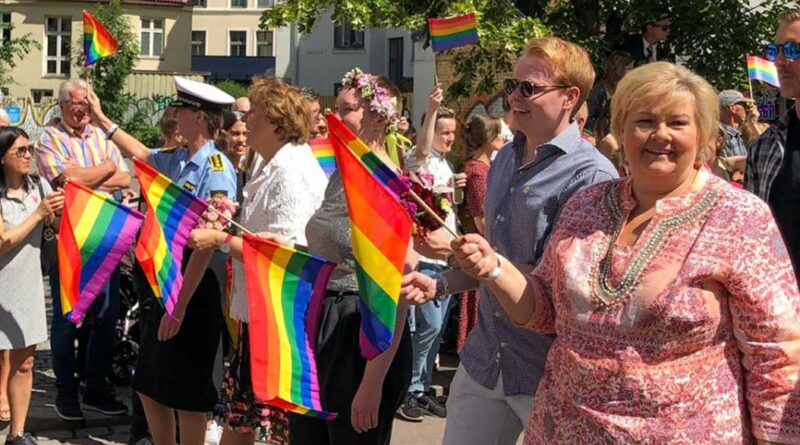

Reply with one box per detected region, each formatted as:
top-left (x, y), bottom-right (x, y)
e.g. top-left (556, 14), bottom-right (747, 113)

top-left (191, 56), bottom-right (276, 82)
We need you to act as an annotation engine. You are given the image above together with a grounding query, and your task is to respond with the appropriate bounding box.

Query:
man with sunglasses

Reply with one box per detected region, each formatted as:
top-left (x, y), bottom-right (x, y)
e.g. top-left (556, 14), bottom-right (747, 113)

top-left (407, 37), bottom-right (617, 445)
top-left (614, 13), bottom-right (675, 66)
top-left (746, 8), bottom-right (800, 282)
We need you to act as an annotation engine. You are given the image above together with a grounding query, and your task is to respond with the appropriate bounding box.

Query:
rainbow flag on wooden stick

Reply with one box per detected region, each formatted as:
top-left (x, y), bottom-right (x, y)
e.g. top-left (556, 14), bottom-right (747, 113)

top-left (133, 159), bottom-right (208, 316)
top-left (58, 182), bottom-right (143, 323)
top-left (326, 114), bottom-right (413, 359)
top-left (243, 234), bottom-right (336, 419)
top-left (747, 55), bottom-right (780, 88)
top-left (428, 13), bottom-right (479, 52)
top-left (83, 10), bottom-right (118, 66)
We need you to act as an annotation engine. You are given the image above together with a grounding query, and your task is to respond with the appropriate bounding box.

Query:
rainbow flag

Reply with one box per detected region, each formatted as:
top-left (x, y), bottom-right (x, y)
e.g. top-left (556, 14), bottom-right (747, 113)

top-left (326, 115), bottom-right (409, 198)
top-left (309, 137), bottom-right (336, 177)
top-left (83, 10), bottom-right (118, 66)
top-left (747, 55), bottom-right (780, 88)
top-left (326, 114), bottom-right (413, 359)
top-left (133, 159), bottom-right (209, 316)
top-left (428, 13), bottom-right (479, 52)
top-left (243, 234), bottom-right (336, 419)
top-left (58, 182), bottom-right (144, 323)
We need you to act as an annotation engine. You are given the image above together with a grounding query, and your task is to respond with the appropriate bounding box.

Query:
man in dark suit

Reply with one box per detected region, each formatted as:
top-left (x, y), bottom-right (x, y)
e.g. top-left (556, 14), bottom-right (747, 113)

top-left (614, 14), bottom-right (675, 65)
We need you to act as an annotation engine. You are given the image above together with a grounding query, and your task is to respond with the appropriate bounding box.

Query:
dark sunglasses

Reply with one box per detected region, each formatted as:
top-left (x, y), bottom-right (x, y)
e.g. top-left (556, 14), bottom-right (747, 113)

top-left (764, 42), bottom-right (800, 62)
top-left (503, 79), bottom-right (568, 98)
top-left (11, 145), bottom-right (34, 158)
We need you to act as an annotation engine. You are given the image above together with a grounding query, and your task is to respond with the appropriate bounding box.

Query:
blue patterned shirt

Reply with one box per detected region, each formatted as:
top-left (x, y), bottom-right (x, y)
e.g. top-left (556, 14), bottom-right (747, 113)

top-left (460, 123), bottom-right (618, 396)
top-left (721, 123), bottom-right (748, 157)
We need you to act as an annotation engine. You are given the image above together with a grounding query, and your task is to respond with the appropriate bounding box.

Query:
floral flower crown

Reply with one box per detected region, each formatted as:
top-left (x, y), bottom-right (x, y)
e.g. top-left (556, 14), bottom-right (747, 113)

top-left (341, 67), bottom-right (400, 133)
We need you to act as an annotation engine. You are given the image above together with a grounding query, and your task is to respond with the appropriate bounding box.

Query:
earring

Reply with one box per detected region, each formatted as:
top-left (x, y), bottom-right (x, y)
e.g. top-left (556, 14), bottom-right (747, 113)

top-left (693, 161), bottom-right (702, 169)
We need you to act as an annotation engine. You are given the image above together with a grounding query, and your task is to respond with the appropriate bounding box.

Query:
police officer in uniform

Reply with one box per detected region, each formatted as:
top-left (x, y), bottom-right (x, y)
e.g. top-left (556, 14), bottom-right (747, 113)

top-left (87, 76), bottom-right (237, 445)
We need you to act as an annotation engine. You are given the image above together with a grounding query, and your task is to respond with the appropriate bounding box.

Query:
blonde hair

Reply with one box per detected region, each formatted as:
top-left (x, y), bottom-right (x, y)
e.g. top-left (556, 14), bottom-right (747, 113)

top-left (249, 76), bottom-right (312, 144)
top-left (610, 62), bottom-right (719, 161)
top-left (780, 8), bottom-right (800, 24)
top-left (522, 37), bottom-right (596, 109)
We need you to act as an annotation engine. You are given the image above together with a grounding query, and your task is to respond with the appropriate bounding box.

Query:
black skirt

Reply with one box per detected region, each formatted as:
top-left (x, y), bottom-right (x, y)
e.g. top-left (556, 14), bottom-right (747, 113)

top-left (132, 252), bottom-right (223, 412)
top-left (289, 291), bottom-right (412, 445)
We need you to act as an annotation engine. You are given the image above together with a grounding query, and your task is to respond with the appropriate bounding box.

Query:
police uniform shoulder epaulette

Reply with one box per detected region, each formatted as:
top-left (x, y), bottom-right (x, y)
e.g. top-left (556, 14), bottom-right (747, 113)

top-left (209, 153), bottom-right (226, 172)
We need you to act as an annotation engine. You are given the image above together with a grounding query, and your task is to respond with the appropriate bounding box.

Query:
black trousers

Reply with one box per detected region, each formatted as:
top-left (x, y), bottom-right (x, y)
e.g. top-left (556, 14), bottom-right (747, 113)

top-left (289, 292), bottom-right (412, 445)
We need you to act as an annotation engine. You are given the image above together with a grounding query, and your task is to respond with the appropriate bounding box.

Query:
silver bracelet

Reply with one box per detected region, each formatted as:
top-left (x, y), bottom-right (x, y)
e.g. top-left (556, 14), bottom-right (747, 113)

top-left (434, 272), bottom-right (450, 301)
top-left (483, 255), bottom-right (503, 282)
top-left (105, 123), bottom-right (119, 139)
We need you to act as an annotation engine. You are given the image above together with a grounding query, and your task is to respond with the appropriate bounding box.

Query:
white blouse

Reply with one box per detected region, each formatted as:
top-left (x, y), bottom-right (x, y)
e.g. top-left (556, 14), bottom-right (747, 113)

top-left (229, 142), bottom-right (328, 322)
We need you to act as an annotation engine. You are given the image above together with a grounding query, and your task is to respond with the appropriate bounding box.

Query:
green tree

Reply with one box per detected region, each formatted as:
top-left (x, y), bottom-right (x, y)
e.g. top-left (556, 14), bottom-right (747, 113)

top-left (0, 22), bottom-right (40, 87)
top-left (215, 79), bottom-right (249, 99)
top-left (262, 0), bottom-right (788, 97)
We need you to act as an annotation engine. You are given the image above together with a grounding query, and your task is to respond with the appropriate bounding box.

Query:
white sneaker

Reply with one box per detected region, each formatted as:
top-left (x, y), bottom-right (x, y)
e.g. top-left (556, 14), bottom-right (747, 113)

top-left (204, 420), bottom-right (223, 445)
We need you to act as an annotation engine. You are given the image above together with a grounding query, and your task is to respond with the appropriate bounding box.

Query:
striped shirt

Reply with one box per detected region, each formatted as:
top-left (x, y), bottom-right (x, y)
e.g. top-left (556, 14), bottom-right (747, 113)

top-left (460, 123), bottom-right (618, 396)
top-left (36, 122), bottom-right (129, 182)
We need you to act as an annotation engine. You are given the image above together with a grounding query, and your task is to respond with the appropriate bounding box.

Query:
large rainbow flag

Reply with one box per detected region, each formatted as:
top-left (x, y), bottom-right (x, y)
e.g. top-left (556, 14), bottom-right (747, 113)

top-left (747, 55), bottom-right (780, 88)
top-left (243, 234), bottom-right (336, 419)
top-left (326, 114), bottom-right (413, 359)
top-left (309, 137), bottom-right (336, 178)
top-left (134, 159), bottom-right (208, 316)
top-left (83, 10), bottom-right (118, 66)
top-left (428, 13), bottom-right (479, 52)
top-left (58, 182), bottom-right (143, 323)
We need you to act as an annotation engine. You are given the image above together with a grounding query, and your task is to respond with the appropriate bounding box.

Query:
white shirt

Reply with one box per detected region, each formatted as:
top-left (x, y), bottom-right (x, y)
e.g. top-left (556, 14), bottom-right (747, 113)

top-left (404, 148), bottom-right (457, 266)
top-left (229, 142), bottom-right (328, 321)
top-left (642, 36), bottom-right (657, 61)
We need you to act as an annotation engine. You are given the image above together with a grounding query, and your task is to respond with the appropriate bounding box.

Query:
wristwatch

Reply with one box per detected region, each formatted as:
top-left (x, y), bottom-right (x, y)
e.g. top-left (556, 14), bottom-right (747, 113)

top-left (433, 272), bottom-right (450, 301)
top-left (220, 233), bottom-right (233, 254)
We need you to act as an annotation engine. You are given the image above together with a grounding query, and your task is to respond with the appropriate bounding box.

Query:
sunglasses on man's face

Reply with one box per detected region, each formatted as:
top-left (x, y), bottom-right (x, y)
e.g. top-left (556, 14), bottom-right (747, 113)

top-left (503, 79), bottom-right (568, 99)
top-left (653, 24), bottom-right (671, 31)
top-left (764, 42), bottom-right (800, 62)
top-left (10, 145), bottom-right (34, 158)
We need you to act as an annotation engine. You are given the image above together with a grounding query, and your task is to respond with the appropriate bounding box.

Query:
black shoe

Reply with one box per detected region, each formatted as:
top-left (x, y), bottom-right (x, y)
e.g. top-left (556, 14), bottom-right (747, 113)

top-left (397, 393), bottom-right (424, 422)
top-left (4, 432), bottom-right (37, 445)
top-left (83, 392), bottom-right (128, 416)
top-left (416, 392), bottom-right (447, 418)
top-left (55, 392), bottom-right (84, 421)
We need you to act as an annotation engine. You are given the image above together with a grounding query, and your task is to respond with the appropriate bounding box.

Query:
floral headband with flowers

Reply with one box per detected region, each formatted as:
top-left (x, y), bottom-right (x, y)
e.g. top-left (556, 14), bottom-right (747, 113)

top-left (341, 67), bottom-right (400, 133)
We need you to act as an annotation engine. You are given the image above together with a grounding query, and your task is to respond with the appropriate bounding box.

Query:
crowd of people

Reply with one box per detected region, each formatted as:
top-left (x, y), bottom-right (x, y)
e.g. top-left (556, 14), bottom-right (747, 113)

top-left (0, 7), bottom-right (799, 445)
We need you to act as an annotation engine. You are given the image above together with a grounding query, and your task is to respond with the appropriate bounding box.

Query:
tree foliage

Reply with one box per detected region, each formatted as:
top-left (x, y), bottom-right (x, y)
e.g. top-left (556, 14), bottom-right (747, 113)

top-left (262, 0), bottom-right (789, 97)
top-left (0, 22), bottom-right (40, 87)
top-left (215, 79), bottom-right (249, 99)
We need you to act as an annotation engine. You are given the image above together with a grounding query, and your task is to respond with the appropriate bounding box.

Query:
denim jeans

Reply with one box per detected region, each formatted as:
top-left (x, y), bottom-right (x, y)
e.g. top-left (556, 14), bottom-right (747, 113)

top-left (408, 261), bottom-right (452, 394)
top-left (49, 265), bottom-right (119, 398)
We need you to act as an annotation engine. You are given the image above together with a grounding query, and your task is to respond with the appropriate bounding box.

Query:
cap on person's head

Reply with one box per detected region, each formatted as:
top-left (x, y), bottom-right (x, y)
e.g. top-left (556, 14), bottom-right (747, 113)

top-left (170, 76), bottom-right (234, 112)
top-left (718, 89), bottom-right (751, 106)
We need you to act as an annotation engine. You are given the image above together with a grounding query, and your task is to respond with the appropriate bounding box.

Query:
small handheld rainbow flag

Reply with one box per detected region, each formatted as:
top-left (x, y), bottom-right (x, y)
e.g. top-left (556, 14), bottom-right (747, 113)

top-left (83, 10), bottom-right (118, 66)
top-left (428, 13), bottom-right (479, 52)
top-left (58, 182), bottom-right (144, 323)
top-left (133, 159), bottom-right (209, 316)
top-left (309, 137), bottom-right (336, 178)
top-left (326, 114), bottom-right (413, 359)
top-left (747, 55), bottom-right (780, 88)
top-left (243, 234), bottom-right (336, 419)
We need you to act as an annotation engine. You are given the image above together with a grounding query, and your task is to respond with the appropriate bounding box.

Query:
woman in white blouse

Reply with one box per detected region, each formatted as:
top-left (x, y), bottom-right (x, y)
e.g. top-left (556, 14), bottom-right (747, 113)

top-left (189, 77), bottom-right (328, 445)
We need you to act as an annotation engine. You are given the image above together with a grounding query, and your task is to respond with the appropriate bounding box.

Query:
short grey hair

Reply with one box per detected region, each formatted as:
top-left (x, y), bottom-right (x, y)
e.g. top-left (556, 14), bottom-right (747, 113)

top-left (58, 79), bottom-right (89, 103)
top-left (0, 108), bottom-right (9, 126)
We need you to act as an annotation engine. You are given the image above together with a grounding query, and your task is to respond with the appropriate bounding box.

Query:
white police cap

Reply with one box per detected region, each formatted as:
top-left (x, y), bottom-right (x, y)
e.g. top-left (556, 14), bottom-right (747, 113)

top-left (171, 76), bottom-right (235, 112)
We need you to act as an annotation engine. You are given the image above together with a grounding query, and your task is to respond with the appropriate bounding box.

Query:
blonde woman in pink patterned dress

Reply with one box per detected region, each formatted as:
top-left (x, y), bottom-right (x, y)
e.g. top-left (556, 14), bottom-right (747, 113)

top-left (402, 61), bottom-right (800, 444)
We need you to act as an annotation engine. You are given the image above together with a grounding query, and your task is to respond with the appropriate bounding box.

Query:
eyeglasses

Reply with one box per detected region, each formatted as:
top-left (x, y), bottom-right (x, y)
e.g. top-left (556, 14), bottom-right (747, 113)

top-left (764, 42), bottom-right (800, 62)
top-left (653, 24), bottom-right (671, 31)
top-left (503, 79), bottom-right (568, 98)
top-left (11, 145), bottom-right (34, 158)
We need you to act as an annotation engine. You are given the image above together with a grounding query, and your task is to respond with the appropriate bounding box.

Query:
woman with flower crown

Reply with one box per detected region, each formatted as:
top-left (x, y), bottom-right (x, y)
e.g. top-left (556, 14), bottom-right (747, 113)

top-left (282, 68), bottom-right (415, 444)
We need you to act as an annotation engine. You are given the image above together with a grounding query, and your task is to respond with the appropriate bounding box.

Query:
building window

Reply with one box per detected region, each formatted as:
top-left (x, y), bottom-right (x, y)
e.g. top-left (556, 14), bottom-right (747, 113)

top-left (191, 30), bottom-right (206, 56)
top-left (257, 0), bottom-right (274, 7)
top-left (388, 37), bottom-right (404, 84)
top-left (256, 30), bottom-right (273, 57)
top-left (191, 0), bottom-right (207, 6)
top-left (334, 21), bottom-right (364, 49)
top-left (45, 17), bottom-right (71, 76)
top-left (140, 18), bottom-right (164, 57)
top-left (1, 14), bottom-right (11, 42)
top-left (230, 0), bottom-right (247, 7)
top-left (31, 89), bottom-right (54, 104)
top-left (229, 31), bottom-right (247, 56)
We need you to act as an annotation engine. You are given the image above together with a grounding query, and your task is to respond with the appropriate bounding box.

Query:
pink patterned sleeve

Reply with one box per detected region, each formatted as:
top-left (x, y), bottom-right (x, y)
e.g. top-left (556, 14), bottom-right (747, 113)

top-left (725, 199), bottom-right (800, 444)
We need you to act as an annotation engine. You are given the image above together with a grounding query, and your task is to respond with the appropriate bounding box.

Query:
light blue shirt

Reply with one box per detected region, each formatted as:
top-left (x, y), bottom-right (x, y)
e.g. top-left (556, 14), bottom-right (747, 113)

top-left (148, 141), bottom-right (237, 201)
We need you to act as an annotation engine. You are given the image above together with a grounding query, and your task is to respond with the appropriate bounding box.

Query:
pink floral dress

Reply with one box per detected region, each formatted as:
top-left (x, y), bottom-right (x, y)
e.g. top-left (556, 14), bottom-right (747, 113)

top-left (521, 171), bottom-right (800, 444)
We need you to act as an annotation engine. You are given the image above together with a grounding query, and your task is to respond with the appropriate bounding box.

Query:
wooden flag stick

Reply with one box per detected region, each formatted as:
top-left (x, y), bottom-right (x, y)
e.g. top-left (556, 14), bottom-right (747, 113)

top-left (407, 189), bottom-right (458, 238)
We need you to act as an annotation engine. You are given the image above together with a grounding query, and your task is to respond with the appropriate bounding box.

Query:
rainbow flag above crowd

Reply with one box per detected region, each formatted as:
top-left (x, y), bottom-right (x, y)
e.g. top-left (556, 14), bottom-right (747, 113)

top-left (747, 55), bottom-right (780, 88)
top-left (428, 13), bottom-right (479, 52)
top-left (327, 113), bottom-right (413, 359)
top-left (243, 234), bottom-right (336, 419)
top-left (309, 137), bottom-right (336, 177)
top-left (58, 182), bottom-right (143, 323)
top-left (83, 10), bottom-right (118, 66)
top-left (133, 160), bottom-right (208, 316)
